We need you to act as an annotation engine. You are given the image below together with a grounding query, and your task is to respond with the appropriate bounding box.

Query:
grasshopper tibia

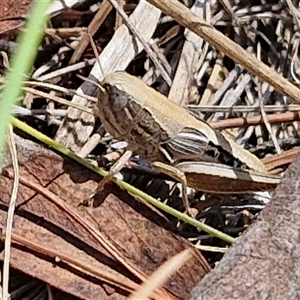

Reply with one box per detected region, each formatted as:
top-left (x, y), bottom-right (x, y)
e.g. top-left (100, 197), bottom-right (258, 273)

top-left (152, 161), bottom-right (194, 216)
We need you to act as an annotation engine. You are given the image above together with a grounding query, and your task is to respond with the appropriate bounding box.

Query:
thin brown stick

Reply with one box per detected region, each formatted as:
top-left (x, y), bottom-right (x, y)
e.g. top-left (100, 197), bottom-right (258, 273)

top-left (210, 111), bottom-right (300, 129)
top-left (108, 0), bottom-right (172, 85)
top-left (262, 148), bottom-right (299, 172)
top-left (69, 0), bottom-right (112, 63)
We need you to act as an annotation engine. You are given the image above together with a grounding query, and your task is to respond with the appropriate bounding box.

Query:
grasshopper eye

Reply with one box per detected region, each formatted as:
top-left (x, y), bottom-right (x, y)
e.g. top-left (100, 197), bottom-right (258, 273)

top-left (104, 83), bottom-right (128, 111)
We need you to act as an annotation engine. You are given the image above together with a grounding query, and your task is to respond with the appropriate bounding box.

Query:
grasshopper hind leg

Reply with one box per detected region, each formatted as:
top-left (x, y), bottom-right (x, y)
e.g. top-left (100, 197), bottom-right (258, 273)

top-left (152, 161), bottom-right (195, 217)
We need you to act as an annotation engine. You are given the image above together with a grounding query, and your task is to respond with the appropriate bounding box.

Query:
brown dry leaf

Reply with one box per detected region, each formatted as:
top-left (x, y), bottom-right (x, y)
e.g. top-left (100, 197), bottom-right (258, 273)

top-left (0, 0), bottom-right (32, 35)
top-left (0, 135), bottom-right (210, 299)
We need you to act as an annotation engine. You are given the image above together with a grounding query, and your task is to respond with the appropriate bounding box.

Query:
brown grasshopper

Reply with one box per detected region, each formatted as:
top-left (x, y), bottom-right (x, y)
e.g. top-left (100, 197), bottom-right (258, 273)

top-left (95, 71), bottom-right (280, 213)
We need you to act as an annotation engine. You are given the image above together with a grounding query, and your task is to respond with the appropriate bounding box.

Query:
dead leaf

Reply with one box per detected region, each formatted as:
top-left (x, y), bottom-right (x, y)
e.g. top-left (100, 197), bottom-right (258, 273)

top-left (0, 135), bottom-right (210, 299)
top-left (0, 0), bottom-right (32, 35)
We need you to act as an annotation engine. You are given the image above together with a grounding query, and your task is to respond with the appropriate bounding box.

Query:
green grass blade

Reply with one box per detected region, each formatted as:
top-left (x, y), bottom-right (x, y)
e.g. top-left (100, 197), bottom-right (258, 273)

top-left (0, 0), bottom-right (54, 164)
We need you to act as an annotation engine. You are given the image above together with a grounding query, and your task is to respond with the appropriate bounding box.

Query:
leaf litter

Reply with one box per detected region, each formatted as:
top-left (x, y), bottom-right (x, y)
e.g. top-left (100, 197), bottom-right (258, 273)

top-left (1, 0), bottom-right (300, 299)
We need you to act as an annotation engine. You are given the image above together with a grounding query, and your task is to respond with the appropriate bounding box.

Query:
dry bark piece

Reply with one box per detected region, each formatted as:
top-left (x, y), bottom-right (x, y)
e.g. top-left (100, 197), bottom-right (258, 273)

top-left (189, 150), bottom-right (300, 299)
top-left (0, 135), bottom-right (209, 299)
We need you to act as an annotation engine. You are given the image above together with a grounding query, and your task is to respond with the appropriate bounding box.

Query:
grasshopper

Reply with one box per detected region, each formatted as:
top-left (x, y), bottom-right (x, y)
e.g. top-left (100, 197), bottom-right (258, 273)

top-left (95, 71), bottom-right (280, 213)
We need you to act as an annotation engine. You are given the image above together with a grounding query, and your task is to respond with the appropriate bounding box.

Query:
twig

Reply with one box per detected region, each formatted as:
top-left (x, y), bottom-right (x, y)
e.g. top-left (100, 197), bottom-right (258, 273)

top-left (108, 0), bottom-right (172, 86)
top-left (69, 0), bottom-right (112, 63)
top-left (11, 117), bottom-right (235, 244)
top-left (256, 43), bottom-right (281, 153)
top-left (2, 126), bottom-right (19, 300)
top-left (188, 104), bottom-right (300, 113)
top-left (210, 111), bottom-right (300, 129)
